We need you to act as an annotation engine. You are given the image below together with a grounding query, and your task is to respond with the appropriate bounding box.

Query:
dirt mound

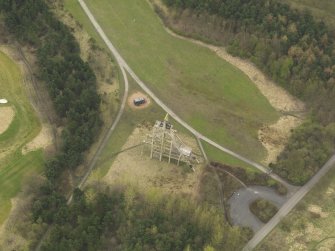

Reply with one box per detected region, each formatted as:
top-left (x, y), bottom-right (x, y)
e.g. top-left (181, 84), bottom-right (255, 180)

top-left (128, 92), bottom-right (151, 110)
top-left (0, 107), bottom-right (14, 135)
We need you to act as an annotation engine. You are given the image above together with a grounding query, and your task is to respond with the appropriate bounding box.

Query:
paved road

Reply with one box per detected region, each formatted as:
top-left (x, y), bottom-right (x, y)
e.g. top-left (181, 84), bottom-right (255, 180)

top-left (229, 186), bottom-right (288, 232)
top-left (243, 155), bottom-right (335, 250)
top-left (77, 0), bottom-right (291, 188)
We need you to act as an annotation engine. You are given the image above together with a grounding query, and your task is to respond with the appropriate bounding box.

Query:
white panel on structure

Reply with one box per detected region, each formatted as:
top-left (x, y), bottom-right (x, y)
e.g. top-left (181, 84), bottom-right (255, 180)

top-left (180, 146), bottom-right (192, 157)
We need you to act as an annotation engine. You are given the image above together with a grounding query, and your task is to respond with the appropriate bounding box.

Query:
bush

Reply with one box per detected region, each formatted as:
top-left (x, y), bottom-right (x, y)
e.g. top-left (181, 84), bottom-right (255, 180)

top-left (249, 199), bottom-right (278, 223)
top-left (271, 121), bottom-right (335, 185)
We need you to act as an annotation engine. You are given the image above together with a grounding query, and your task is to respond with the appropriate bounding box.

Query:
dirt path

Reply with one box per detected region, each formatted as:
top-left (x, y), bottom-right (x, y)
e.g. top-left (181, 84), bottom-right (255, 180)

top-left (162, 27), bottom-right (305, 165)
top-left (0, 107), bottom-right (14, 134)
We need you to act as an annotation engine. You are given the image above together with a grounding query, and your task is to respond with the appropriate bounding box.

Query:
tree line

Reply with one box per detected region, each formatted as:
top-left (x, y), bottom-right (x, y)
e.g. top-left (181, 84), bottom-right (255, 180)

top-left (33, 185), bottom-right (244, 251)
top-left (162, 0), bottom-right (335, 184)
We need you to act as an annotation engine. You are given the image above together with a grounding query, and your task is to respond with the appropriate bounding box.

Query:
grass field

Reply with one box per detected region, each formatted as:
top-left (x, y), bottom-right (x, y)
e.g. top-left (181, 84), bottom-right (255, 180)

top-left (283, 0), bottom-right (335, 27)
top-left (256, 164), bottom-right (335, 251)
top-left (65, 0), bottom-right (279, 162)
top-left (0, 51), bottom-right (43, 224)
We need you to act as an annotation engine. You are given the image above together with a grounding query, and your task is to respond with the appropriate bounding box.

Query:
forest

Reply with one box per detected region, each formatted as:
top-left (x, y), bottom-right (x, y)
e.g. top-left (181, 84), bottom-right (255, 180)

top-left (33, 185), bottom-right (244, 251)
top-left (162, 0), bottom-right (335, 184)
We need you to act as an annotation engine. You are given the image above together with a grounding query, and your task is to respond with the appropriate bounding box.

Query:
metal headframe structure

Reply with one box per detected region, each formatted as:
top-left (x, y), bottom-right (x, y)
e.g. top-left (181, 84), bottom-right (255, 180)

top-left (143, 114), bottom-right (198, 166)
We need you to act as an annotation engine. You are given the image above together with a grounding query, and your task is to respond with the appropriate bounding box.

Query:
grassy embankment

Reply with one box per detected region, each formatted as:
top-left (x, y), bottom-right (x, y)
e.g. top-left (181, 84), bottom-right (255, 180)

top-left (66, 0), bottom-right (279, 163)
top-left (257, 163), bottom-right (335, 250)
top-left (0, 51), bottom-right (43, 224)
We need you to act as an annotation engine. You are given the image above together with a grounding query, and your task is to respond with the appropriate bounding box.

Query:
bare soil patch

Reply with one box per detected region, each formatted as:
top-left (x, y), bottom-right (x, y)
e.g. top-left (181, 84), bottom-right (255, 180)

top-left (259, 116), bottom-right (303, 164)
top-left (159, 16), bottom-right (305, 114)
top-left (22, 124), bottom-right (53, 154)
top-left (127, 92), bottom-right (151, 110)
top-left (104, 126), bottom-right (202, 197)
top-left (0, 107), bottom-right (14, 135)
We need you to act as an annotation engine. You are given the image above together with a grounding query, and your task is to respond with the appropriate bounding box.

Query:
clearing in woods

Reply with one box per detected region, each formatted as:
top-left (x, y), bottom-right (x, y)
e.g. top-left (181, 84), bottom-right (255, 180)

top-left (0, 50), bottom-right (44, 224)
top-left (65, 0), bottom-right (279, 162)
top-left (103, 126), bottom-right (203, 197)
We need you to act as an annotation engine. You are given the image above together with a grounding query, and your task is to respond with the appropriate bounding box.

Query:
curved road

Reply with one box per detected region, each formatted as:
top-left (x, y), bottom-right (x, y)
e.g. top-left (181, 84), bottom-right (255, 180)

top-left (77, 0), bottom-right (292, 189)
top-left (228, 186), bottom-right (288, 232)
top-left (243, 155), bottom-right (335, 250)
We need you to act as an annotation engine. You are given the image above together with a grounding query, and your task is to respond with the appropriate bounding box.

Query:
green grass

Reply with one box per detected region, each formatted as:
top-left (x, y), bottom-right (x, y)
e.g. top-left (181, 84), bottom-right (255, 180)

top-left (256, 163), bottom-right (335, 250)
top-left (202, 141), bottom-right (260, 173)
top-left (0, 51), bottom-right (44, 224)
top-left (65, 0), bottom-right (279, 162)
top-left (250, 199), bottom-right (278, 223)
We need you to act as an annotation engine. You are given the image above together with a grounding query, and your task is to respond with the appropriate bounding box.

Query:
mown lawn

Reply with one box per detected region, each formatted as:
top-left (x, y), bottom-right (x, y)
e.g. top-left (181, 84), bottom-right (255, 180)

top-left (0, 51), bottom-right (43, 224)
top-left (65, 0), bottom-right (279, 162)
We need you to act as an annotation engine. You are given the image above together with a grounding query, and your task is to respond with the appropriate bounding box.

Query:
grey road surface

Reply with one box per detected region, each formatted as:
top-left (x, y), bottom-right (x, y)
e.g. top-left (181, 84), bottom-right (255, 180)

top-left (77, 0), bottom-right (291, 188)
top-left (229, 186), bottom-right (288, 232)
top-left (243, 155), bottom-right (335, 250)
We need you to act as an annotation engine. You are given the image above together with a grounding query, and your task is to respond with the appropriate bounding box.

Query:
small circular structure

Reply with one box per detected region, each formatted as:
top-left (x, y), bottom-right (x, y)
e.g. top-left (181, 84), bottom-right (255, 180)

top-left (128, 92), bottom-right (151, 110)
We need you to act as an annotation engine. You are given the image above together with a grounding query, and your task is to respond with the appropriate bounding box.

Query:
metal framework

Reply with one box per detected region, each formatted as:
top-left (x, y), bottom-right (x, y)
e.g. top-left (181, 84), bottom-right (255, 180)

top-left (143, 115), bottom-right (196, 166)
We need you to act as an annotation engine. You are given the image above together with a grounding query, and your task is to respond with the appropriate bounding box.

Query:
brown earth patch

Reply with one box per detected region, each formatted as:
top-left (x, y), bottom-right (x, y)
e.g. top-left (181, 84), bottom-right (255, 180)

top-left (0, 106), bottom-right (15, 135)
top-left (22, 125), bottom-right (53, 154)
top-left (128, 92), bottom-right (151, 110)
top-left (104, 126), bottom-right (202, 197)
